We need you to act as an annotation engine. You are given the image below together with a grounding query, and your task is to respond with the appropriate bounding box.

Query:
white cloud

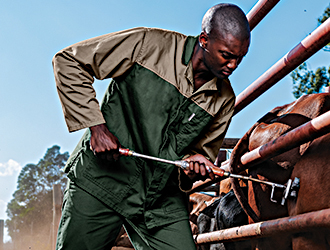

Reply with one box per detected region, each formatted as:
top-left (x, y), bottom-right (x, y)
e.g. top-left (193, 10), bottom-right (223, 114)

top-left (0, 160), bottom-right (22, 177)
top-left (0, 199), bottom-right (6, 216)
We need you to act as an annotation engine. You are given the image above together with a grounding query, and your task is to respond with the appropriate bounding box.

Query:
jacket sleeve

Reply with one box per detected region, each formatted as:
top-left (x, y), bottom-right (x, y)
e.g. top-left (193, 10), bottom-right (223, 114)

top-left (52, 27), bottom-right (147, 132)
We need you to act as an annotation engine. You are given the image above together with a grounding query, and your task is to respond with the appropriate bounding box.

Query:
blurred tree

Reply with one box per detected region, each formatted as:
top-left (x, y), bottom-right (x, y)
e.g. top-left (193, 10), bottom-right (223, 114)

top-left (5, 145), bottom-right (69, 250)
top-left (291, 62), bottom-right (330, 98)
top-left (291, 4), bottom-right (330, 98)
top-left (318, 4), bottom-right (330, 51)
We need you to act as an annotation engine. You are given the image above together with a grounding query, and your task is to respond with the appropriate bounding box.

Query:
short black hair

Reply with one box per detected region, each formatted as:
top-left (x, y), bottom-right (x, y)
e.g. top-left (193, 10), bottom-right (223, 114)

top-left (202, 3), bottom-right (250, 41)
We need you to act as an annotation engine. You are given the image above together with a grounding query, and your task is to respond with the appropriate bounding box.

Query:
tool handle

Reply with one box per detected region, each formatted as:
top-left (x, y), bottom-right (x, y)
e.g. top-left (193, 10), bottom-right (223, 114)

top-left (209, 166), bottom-right (227, 177)
top-left (119, 148), bottom-right (131, 156)
top-left (119, 147), bottom-right (229, 177)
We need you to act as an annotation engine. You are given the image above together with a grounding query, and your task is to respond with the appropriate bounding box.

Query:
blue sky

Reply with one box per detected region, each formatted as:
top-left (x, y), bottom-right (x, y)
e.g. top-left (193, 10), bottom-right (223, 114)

top-left (0, 0), bottom-right (329, 242)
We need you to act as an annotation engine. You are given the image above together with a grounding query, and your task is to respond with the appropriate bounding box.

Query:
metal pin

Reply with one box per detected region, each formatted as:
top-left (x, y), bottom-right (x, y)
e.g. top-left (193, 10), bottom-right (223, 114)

top-left (188, 113), bottom-right (195, 121)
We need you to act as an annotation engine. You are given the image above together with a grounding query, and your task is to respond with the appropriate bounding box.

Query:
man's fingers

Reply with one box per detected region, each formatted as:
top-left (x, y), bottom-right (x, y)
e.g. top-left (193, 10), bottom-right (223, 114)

top-left (195, 162), bottom-right (205, 174)
top-left (93, 149), bottom-right (120, 162)
top-left (187, 161), bottom-right (216, 181)
top-left (205, 165), bottom-right (215, 180)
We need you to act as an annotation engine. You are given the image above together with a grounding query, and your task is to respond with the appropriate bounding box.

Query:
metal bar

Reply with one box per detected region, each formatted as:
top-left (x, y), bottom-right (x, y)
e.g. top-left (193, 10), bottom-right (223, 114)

top-left (199, 108), bottom-right (330, 182)
top-left (195, 208), bottom-right (330, 244)
top-left (247, 0), bottom-right (280, 31)
top-left (131, 151), bottom-right (184, 167)
top-left (229, 173), bottom-right (285, 188)
top-left (234, 17), bottom-right (330, 116)
top-left (240, 108), bottom-right (330, 168)
top-left (221, 138), bottom-right (240, 149)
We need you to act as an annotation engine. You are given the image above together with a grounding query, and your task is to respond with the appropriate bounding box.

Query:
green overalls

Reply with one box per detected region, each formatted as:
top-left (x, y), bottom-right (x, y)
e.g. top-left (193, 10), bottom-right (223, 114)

top-left (53, 27), bottom-right (235, 249)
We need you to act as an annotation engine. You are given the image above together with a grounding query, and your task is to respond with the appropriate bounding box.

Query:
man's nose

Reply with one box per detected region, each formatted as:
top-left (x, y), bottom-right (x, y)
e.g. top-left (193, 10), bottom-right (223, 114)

top-left (227, 58), bottom-right (238, 70)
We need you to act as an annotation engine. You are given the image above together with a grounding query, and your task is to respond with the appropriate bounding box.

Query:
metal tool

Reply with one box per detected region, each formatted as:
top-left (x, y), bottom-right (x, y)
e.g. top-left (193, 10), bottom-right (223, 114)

top-left (119, 148), bottom-right (300, 205)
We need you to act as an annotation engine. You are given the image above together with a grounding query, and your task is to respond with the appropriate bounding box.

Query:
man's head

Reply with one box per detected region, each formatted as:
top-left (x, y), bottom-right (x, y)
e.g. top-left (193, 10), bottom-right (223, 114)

top-left (202, 3), bottom-right (250, 43)
top-left (198, 3), bottom-right (250, 80)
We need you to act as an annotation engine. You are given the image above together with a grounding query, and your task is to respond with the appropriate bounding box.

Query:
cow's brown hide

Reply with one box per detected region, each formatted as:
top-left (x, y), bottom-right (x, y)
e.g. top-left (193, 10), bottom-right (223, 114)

top-left (229, 93), bottom-right (330, 250)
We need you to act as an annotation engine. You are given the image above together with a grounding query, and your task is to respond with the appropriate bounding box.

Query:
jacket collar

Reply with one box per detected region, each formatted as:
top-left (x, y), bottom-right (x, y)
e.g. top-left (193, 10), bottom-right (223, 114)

top-left (182, 35), bottom-right (198, 66)
top-left (182, 35), bottom-right (219, 93)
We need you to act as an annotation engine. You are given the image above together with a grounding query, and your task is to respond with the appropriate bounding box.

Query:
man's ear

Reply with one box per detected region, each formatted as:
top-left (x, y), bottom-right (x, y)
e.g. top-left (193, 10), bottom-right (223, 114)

top-left (199, 32), bottom-right (208, 49)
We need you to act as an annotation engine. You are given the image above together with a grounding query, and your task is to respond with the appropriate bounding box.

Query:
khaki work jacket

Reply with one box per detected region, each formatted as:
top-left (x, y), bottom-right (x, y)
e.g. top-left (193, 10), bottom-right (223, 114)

top-left (53, 27), bottom-right (235, 228)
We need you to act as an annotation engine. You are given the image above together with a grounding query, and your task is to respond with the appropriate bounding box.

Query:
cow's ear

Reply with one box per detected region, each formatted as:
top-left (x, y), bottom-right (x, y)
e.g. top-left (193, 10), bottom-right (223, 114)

top-left (299, 141), bottom-right (312, 156)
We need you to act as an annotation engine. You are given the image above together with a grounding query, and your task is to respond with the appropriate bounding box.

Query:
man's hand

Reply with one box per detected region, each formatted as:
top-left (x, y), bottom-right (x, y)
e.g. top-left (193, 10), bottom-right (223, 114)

top-left (183, 154), bottom-right (215, 182)
top-left (90, 123), bottom-right (121, 161)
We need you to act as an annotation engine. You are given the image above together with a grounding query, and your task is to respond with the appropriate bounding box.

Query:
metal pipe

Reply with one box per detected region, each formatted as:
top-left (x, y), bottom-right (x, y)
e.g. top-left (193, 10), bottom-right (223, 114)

top-left (199, 108), bottom-right (330, 178)
top-left (247, 0), bottom-right (280, 31)
top-left (194, 208), bottom-right (330, 245)
top-left (221, 138), bottom-right (239, 149)
top-left (190, 107), bottom-right (330, 193)
top-left (240, 108), bottom-right (330, 168)
top-left (234, 17), bottom-right (330, 116)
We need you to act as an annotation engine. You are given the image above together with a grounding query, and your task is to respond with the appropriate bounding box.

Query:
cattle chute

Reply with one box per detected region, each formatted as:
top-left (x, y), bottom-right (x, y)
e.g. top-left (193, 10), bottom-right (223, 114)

top-left (234, 17), bottom-right (330, 115)
top-left (239, 108), bottom-right (330, 169)
top-left (246, 0), bottom-right (280, 31)
top-left (194, 208), bottom-right (330, 245)
top-left (192, 5), bottom-right (330, 194)
top-left (192, 106), bottom-right (330, 190)
top-left (190, 2), bottom-right (330, 248)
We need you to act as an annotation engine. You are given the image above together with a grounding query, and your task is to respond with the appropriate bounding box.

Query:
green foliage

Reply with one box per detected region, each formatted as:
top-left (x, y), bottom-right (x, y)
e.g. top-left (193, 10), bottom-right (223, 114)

top-left (5, 145), bottom-right (69, 250)
top-left (318, 4), bottom-right (330, 24)
top-left (291, 5), bottom-right (330, 98)
top-left (318, 4), bottom-right (330, 51)
top-left (291, 62), bottom-right (330, 99)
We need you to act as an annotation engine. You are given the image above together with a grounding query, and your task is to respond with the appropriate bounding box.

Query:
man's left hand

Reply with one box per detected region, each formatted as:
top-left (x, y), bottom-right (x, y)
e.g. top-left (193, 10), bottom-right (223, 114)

top-left (183, 154), bottom-right (215, 182)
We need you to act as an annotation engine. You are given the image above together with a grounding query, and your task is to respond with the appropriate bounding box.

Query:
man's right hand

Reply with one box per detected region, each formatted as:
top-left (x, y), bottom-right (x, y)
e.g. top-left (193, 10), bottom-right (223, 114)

top-left (90, 123), bottom-right (121, 161)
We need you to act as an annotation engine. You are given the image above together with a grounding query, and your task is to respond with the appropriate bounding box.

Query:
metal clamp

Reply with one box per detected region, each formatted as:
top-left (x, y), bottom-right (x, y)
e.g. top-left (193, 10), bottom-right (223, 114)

top-left (269, 177), bottom-right (300, 205)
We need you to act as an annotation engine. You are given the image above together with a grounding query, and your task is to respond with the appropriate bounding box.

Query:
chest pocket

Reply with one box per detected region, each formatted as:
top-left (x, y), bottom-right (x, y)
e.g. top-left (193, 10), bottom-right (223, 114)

top-left (165, 99), bottom-right (214, 156)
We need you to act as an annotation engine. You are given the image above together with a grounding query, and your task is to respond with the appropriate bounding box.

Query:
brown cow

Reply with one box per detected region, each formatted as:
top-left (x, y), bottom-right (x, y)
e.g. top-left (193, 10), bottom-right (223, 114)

top-left (189, 192), bottom-right (218, 235)
top-left (229, 93), bottom-right (330, 250)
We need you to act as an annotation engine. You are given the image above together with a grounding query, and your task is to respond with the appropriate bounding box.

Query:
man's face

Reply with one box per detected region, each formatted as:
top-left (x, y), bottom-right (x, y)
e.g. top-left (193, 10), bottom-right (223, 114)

top-left (201, 32), bottom-right (250, 79)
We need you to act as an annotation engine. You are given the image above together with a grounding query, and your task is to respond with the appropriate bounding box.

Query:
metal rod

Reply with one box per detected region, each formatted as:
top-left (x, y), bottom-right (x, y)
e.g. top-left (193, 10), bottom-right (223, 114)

top-left (131, 151), bottom-right (182, 166)
top-left (247, 0), bottom-right (280, 31)
top-left (240, 109), bottom-right (330, 169)
top-left (119, 148), bottom-right (287, 188)
top-left (191, 110), bottom-right (330, 193)
top-left (234, 17), bottom-right (330, 116)
top-left (229, 173), bottom-right (285, 189)
top-left (194, 208), bottom-right (330, 245)
top-left (119, 148), bottom-right (190, 169)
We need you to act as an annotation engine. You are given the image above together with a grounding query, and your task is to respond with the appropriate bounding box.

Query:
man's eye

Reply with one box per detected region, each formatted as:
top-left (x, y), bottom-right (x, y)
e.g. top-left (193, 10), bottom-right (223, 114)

top-left (220, 52), bottom-right (231, 59)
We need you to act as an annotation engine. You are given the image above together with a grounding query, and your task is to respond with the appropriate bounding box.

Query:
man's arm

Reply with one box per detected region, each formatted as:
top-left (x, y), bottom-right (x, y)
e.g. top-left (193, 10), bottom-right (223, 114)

top-left (52, 28), bottom-right (147, 132)
top-left (178, 90), bottom-right (235, 190)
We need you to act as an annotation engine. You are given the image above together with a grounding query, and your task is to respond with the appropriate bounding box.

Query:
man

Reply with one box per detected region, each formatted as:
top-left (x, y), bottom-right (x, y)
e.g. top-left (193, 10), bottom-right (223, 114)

top-left (53, 3), bottom-right (250, 250)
